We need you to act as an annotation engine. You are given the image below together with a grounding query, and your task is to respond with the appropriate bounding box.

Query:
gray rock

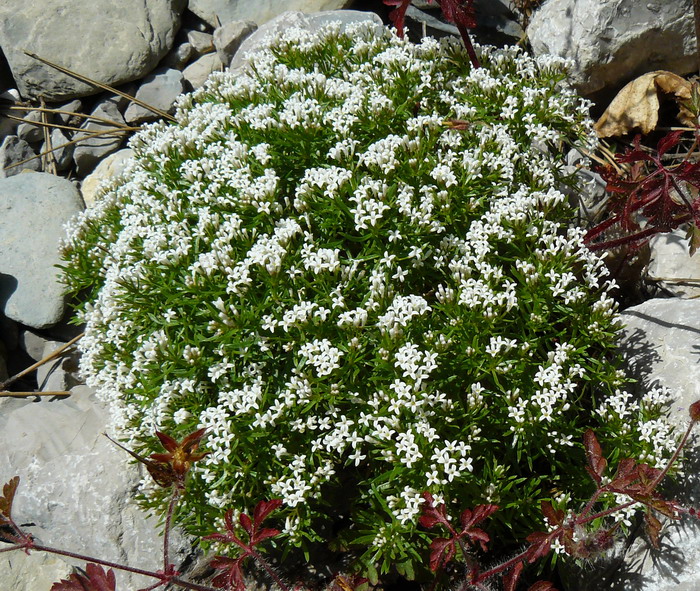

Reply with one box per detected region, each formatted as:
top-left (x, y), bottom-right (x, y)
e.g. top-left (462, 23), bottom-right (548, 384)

top-left (124, 68), bottom-right (186, 124)
top-left (19, 329), bottom-right (51, 362)
top-left (16, 109), bottom-right (44, 143)
top-left (230, 9), bottom-right (385, 71)
top-left (0, 0), bottom-right (187, 101)
top-left (213, 20), bottom-right (258, 66)
top-left (73, 99), bottom-right (126, 176)
top-left (54, 99), bottom-right (83, 126)
top-left (188, 0), bottom-right (352, 28)
top-left (0, 385), bottom-right (193, 589)
top-left (0, 551), bottom-right (73, 591)
top-left (182, 52), bottom-right (223, 90)
top-left (0, 172), bottom-right (83, 328)
top-left (187, 30), bottom-right (215, 54)
top-left (620, 298), bottom-right (700, 418)
top-left (528, 0), bottom-right (697, 96)
top-left (42, 127), bottom-right (75, 172)
top-left (646, 228), bottom-right (700, 298)
top-left (80, 148), bottom-right (134, 208)
top-left (0, 135), bottom-right (40, 178)
top-left (160, 41), bottom-right (195, 69)
top-left (36, 340), bottom-right (81, 393)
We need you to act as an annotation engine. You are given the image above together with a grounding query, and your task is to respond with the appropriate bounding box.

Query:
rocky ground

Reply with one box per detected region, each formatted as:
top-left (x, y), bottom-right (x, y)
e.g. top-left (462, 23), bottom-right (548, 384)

top-left (1, 1), bottom-right (700, 590)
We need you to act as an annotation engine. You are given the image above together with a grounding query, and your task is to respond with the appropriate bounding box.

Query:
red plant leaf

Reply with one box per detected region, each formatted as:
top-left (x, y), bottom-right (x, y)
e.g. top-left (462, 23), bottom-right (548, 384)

top-left (583, 430), bottom-right (607, 485)
top-left (239, 512), bottom-right (253, 537)
top-left (253, 499), bottom-right (283, 530)
top-left (524, 531), bottom-right (552, 564)
top-left (540, 501), bottom-right (565, 528)
top-left (383, 0), bottom-right (412, 37)
top-left (251, 527), bottom-right (281, 545)
top-left (428, 537), bottom-right (456, 571)
top-left (149, 428), bottom-right (209, 479)
top-left (690, 399), bottom-right (700, 422)
top-left (644, 512), bottom-right (663, 549)
top-left (51, 564), bottom-right (116, 591)
top-left (0, 476), bottom-right (19, 524)
top-left (210, 555), bottom-right (246, 591)
top-left (656, 129), bottom-right (684, 156)
top-left (502, 560), bottom-right (525, 591)
top-left (460, 503), bottom-right (499, 529)
top-left (437, 0), bottom-right (477, 29)
top-left (419, 492), bottom-right (451, 530)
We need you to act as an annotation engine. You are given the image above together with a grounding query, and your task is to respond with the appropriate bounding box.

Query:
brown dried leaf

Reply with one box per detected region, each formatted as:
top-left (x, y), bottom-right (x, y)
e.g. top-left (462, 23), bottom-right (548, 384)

top-left (594, 71), bottom-right (693, 138)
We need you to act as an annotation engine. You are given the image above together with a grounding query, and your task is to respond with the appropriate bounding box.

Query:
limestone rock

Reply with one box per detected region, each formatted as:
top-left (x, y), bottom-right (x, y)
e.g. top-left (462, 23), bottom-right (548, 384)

top-left (73, 98), bottom-right (126, 176)
top-left (0, 135), bottom-right (40, 178)
top-left (42, 127), bottom-right (74, 172)
top-left (231, 9), bottom-right (385, 71)
top-left (19, 328), bottom-right (51, 362)
top-left (0, 385), bottom-right (193, 589)
top-left (619, 298), bottom-right (700, 417)
top-left (160, 41), bottom-right (195, 69)
top-left (213, 20), bottom-right (258, 66)
top-left (0, 551), bottom-right (73, 591)
top-left (80, 148), bottom-right (133, 208)
top-left (124, 68), bottom-right (186, 124)
top-left (528, 0), bottom-right (697, 96)
top-left (183, 52), bottom-right (223, 90)
top-left (187, 30), bottom-right (215, 54)
top-left (0, 172), bottom-right (83, 328)
top-left (646, 228), bottom-right (700, 298)
top-left (188, 0), bottom-right (353, 28)
top-left (0, 0), bottom-right (187, 101)
top-left (565, 298), bottom-right (700, 591)
top-left (16, 109), bottom-right (44, 143)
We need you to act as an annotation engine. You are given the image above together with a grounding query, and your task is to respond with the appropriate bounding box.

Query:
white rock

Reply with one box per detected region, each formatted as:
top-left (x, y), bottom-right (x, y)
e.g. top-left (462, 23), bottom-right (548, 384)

top-left (607, 298), bottom-right (700, 590)
top-left (160, 41), bottom-right (195, 69)
top-left (528, 0), bottom-right (696, 96)
top-left (0, 385), bottom-right (193, 589)
top-left (646, 228), bottom-right (700, 298)
top-left (19, 329), bottom-right (51, 362)
top-left (0, 0), bottom-right (187, 101)
top-left (182, 52), bottom-right (223, 90)
top-left (124, 68), bottom-right (186, 124)
top-left (80, 148), bottom-right (134, 208)
top-left (213, 20), bottom-right (258, 66)
top-left (0, 135), bottom-right (40, 178)
top-left (73, 99), bottom-right (126, 176)
top-left (188, 0), bottom-right (352, 28)
top-left (42, 127), bottom-right (74, 172)
top-left (0, 172), bottom-right (84, 328)
top-left (16, 109), bottom-right (44, 143)
top-left (0, 550), bottom-right (73, 591)
top-left (187, 30), bottom-right (214, 54)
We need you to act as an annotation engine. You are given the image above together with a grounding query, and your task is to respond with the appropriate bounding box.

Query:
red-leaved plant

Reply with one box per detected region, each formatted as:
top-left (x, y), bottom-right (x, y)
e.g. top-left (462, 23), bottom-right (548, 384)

top-left (584, 130), bottom-right (700, 253)
top-left (1, 403), bottom-right (700, 590)
top-left (417, 399), bottom-right (700, 591)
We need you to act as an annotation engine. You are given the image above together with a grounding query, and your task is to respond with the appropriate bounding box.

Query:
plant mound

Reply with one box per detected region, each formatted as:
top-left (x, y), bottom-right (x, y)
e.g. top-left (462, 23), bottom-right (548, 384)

top-left (62, 21), bottom-right (678, 578)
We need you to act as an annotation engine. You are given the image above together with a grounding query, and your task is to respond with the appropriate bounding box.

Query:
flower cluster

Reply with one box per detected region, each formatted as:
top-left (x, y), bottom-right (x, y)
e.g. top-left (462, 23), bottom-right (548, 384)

top-left (61, 21), bottom-right (679, 577)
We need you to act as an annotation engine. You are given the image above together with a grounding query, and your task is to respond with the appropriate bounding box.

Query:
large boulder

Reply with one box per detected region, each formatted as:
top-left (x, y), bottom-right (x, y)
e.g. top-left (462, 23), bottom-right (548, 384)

top-left (0, 0), bottom-right (186, 101)
top-left (527, 0), bottom-right (696, 96)
top-left (0, 386), bottom-right (193, 590)
top-left (0, 172), bottom-right (84, 328)
top-left (187, 0), bottom-right (353, 28)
